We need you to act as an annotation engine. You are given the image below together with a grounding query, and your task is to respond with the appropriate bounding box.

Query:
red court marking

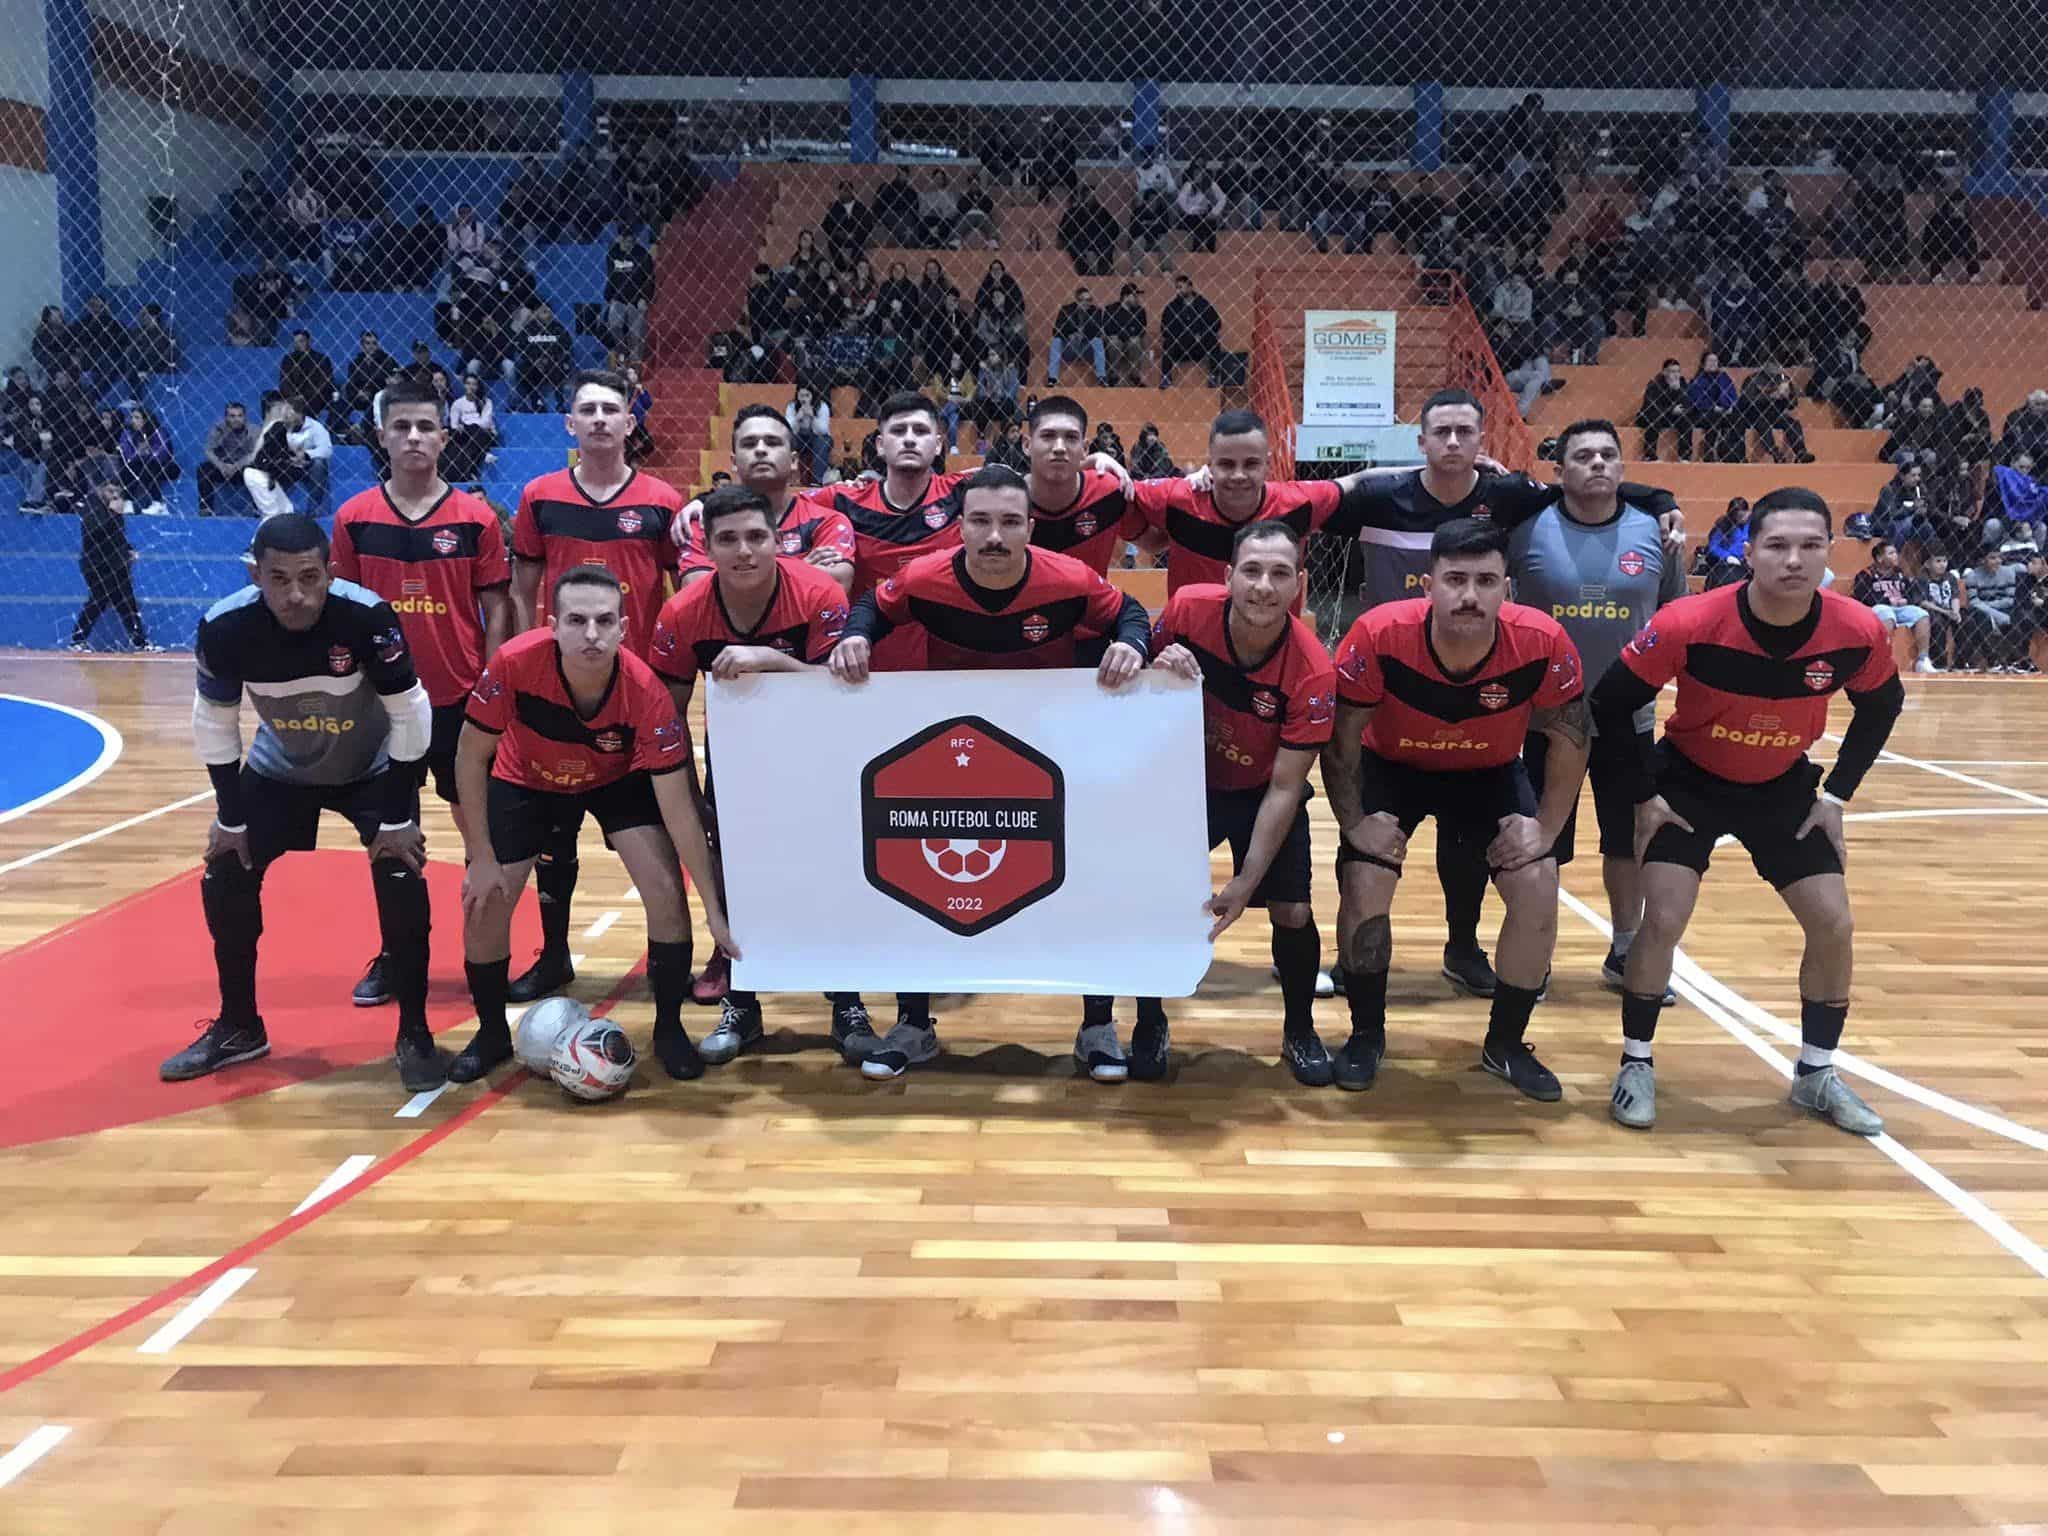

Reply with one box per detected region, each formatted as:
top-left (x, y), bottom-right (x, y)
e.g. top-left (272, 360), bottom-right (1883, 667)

top-left (0, 958), bottom-right (649, 1397)
top-left (0, 851), bottom-right (541, 1149)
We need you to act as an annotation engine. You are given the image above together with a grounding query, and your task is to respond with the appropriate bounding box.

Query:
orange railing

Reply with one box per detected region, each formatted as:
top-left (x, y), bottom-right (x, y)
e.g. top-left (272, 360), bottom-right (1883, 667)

top-left (1430, 269), bottom-right (1538, 474)
top-left (1248, 293), bottom-right (1297, 480)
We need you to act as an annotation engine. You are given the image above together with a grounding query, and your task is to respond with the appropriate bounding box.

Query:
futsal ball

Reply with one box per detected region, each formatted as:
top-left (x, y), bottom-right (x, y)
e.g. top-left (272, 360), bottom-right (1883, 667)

top-left (921, 837), bottom-right (1006, 883)
top-left (549, 1020), bottom-right (637, 1102)
top-left (514, 996), bottom-right (589, 1074)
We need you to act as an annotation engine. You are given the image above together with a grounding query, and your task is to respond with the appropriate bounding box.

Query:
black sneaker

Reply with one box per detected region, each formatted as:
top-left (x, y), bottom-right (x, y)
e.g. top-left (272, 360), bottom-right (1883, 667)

top-left (1281, 1029), bottom-right (1335, 1087)
top-left (1333, 1030), bottom-right (1384, 1091)
top-left (352, 953), bottom-right (392, 1007)
top-left (160, 1017), bottom-right (270, 1081)
top-left (395, 1029), bottom-right (448, 1093)
top-left (1481, 1040), bottom-right (1563, 1102)
top-left (652, 1020), bottom-right (705, 1081)
top-left (1442, 943), bottom-right (1498, 998)
top-left (830, 998), bottom-right (879, 1064)
top-left (446, 1025), bottom-right (514, 1084)
top-left (1599, 950), bottom-right (1676, 1007)
top-left (506, 949), bottom-right (576, 1005)
top-left (1128, 1015), bottom-right (1171, 1081)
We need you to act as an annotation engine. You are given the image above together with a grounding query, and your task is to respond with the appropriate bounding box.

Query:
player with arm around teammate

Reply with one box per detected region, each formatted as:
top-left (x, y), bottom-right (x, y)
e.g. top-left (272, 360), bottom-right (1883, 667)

top-left (674, 404), bottom-right (856, 596)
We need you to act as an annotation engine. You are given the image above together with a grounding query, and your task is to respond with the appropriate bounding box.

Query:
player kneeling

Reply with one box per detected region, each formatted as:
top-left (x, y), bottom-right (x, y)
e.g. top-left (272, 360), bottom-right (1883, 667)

top-left (1145, 523), bottom-right (1335, 1082)
top-left (446, 566), bottom-right (736, 1084)
top-left (1321, 519), bottom-right (1590, 1098)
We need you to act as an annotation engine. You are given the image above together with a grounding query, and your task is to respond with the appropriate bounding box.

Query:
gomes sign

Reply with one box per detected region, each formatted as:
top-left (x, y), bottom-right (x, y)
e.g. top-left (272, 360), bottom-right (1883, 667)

top-left (705, 670), bottom-right (1211, 995)
top-left (860, 716), bottom-right (1064, 935)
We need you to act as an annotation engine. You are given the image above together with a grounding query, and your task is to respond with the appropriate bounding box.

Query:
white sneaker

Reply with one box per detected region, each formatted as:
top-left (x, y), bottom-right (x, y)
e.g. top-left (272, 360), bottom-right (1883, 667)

top-left (1610, 1059), bottom-right (1656, 1129)
top-left (1914, 656), bottom-right (1934, 673)
top-left (1787, 1065), bottom-right (1883, 1136)
top-left (141, 501), bottom-right (167, 516)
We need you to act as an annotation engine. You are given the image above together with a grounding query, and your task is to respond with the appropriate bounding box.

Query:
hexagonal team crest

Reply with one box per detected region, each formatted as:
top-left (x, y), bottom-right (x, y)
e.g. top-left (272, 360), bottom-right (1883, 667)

top-left (861, 715), bottom-right (1065, 936)
top-left (432, 527), bottom-right (461, 556)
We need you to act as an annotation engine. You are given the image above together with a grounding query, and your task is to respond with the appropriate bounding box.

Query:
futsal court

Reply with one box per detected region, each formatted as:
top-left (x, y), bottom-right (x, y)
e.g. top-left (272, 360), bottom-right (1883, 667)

top-left (0, 649), bottom-right (2044, 1534)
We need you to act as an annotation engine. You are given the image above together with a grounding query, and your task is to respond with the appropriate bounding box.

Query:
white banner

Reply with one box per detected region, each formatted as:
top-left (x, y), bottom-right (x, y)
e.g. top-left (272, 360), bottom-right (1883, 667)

top-left (1302, 308), bottom-right (1398, 427)
top-left (707, 669), bottom-right (1212, 996)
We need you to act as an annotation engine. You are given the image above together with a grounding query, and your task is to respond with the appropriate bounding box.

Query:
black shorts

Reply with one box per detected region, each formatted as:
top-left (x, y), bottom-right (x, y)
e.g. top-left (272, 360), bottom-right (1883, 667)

top-left (241, 767), bottom-right (419, 872)
top-left (1207, 783), bottom-right (1312, 906)
top-left (418, 701), bottom-right (469, 804)
top-left (1643, 744), bottom-right (1839, 890)
top-left (1335, 750), bottom-right (1538, 877)
top-left (486, 773), bottom-right (665, 866)
top-left (1524, 724), bottom-right (1651, 865)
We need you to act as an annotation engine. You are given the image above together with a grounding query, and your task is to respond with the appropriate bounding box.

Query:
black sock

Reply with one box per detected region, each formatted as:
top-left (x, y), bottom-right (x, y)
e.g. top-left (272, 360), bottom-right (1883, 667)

top-left (1135, 996), bottom-right (1168, 1030)
top-left (1438, 839), bottom-right (1485, 952)
top-left (1484, 982), bottom-right (1543, 1058)
top-left (464, 958), bottom-right (511, 1044)
top-left (1801, 997), bottom-right (1849, 1052)
top-left (370, 858), bottom-right (432, 1037)
top-left (534, 852), bottom-right (579, 958)
top-left (1621, 990), bottom-right (1664, 1047)
top-left (1271, 921), bottom-right (1321, 1033)
top-left (1082, 994), bottom-right (1113, 1026)
top-left (1343, 967), bottom-right (1388, 1044)
top-left (896, 992), bottom-right (931, 1024)
top-left (649, 939), bottom-right (693, 1033)
top-left (200, 855), bottom-right (264, 1028)
top-left (725, 987), bottom-right (759, 1011)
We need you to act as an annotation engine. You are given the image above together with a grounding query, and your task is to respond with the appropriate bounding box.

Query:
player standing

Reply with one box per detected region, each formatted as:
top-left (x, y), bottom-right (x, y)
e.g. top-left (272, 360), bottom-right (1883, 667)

top-left (506, 369), bottom-right (685, 1003)
top-left (1588, 488), bottom-right (1899, 1133)
top-left (447, 566), bottom-right (734, 1083)
top-left (649, 487), bottom-right (850, 1063)
top-left (1021, 395), bottom-right (1142, 574)
top-left (169, 514), bottom-right (444, 1092)
top-left (828, 465), bottom-right (1151, 1080)
top-left (331, 379), bottom-right (513, 1007)
top-left (1144, 523), bottom-right (1336, 1082)
top-left (1320, 519), bottom-right (1590, 1098)
top-left (674, 404), bottom-right (856, 593)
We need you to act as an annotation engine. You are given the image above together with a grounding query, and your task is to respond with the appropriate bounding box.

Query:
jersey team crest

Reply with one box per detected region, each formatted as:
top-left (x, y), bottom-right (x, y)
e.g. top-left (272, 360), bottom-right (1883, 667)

top-left (1250, 688), bottom-right (1279, 719)
top-left (328, 645), bottom-right (356, 676)
top-left (1477, 681), bottom-right (1510, 710)
top-left (617, 508), bottom-right (643, 535)
top-left (593, 728), bottom-right (626, 754)
top-left (1804, 658), bottom-right (1835, 692)
top-left (922, 506), bottom-right (950, 529)
top-left (432, 528), bottom-right (460, 555)
top-left (1021, 613), bottom-right (1051, 644)
top-left (779, 532), bottom-right (803, 553)
top-left (1618, 549), bottom-right (1646, 577)
top-left (1075, 511), bottom-right (1098, 537)
top-left (860, 715), bottom-right (1066, 937)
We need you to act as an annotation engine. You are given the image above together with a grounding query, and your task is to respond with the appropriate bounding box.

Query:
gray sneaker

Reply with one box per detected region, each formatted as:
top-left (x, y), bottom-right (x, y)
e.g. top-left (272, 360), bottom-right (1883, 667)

top-left (1610, 1059), bottom-right (1656, 1129)
top-left (860, 1016), bottom-right (941, 1080)
top-left (1074, 1019), bottom-right (1129, 1083)
top-left (699, 996), bottom-right (764, 1065)
top-left (1788, 1065), bottom-right (1883, 1136)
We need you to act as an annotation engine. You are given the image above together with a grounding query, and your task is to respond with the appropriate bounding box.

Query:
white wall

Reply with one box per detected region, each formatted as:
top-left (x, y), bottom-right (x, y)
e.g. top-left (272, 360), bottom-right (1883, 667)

top-left (0, 168), bottom-right (58, 364)
top-left (95, 87), bottom-right (262, 286)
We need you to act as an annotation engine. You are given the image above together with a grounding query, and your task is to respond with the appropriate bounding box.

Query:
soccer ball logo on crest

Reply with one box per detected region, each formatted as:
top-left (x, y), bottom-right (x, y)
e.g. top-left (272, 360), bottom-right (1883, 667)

top-left (921, 837), bottom-right (1007, 883)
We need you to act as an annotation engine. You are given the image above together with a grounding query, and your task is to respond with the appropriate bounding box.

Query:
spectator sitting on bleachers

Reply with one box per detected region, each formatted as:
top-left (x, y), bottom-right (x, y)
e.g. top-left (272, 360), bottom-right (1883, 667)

top-left (2011, 552), bottom-right (2048, 672)
top-left (1704, 495), bottom-right (1751, 570)
top-left (285, 176), bottom-right (327, 264)
top-left (3, 365), bottom-right (30, 423)
top-left (241, 396), bottom-right (296, 519)
top-left (1636, 357), bottom-right (1693, 461)
top-left (498, 157), bottom-right (557, 248)
top-left (464, 316), bottom-right (516, 389)
top-left (1998, 390), bottom-right (2048, 464)
top-left (72, 295), bottom-right (129, 395)
top-left (1046, 286), bottom-right (1108, 387)
top-left (1158, 274), bottom-right (1222, 390)
top-left (1921, 189), bottom-right (1981, 284)
top-left (973, 259), bottom-right (1025, 317)
top-left (1707, 266), bottom-right (1764, 367)
top-left (234, 260), bottom-right (296, 345)
top-left (445, 372), bottom-right (497, 483)
top-left (921, 288), bottom-right (974, 379)
top-left (1874, 463), bottom-right (1940, 554)
top-left (11, 394), bottom-right (51, 510)
top-left (1059, 185), bottom-right (1120, 277)
top-left (1882, 394), bottom-right (1947, 470)
top-left (225, 303), bottom-right (261, 348)
top-left (1810, 329), bottom-right (1883, 428)
top-left (1130, 421), bottom-right (1174, 479)
top-left (32, 305), bottom-right (71, 385)
top-left (195, 400), bottom-right (256, 516)
top-left (823, 181), bottom-right (872, 269)
top-left (605, 226), bottom-right (654, 361)
top-left (969, 345), bottom-right (1020, 439)
top-left (929, 350), bottom-right (977, 451)
top-left (400, 204), bottom-right (442, 289)
top-left (955, 170), bottom-right (998, 250)
top-left (116, 406), bottom-right (176, 515)
top-left (874, 261), bottom-right (917, 331)
top-left (131, 304), bottom-right (180, 377)
top-left (1103, 283), bottom-right (1148, 387)
top-left (1740, 364), bottom-right (1814, 464)
top-left (1487, 264), bottom-right (1535, 361)
top-left (1176, 163), bottom-right (1224, 256)
top-left (446, 203), bottom-right (490, 264)
top-left (858, 168), bottom-right (909, 249)
top-left (974, 287), bottom-right (1030, 376)
top-left (1985, 455), bottom-right (2048, 549)
top-left (1130, 152), bottom-right (1177, 276)
top-left (283, 397), bottom-right (332, 517)
top-left (745, 262), bottom-right (790, 355)
top-left (1851, 539), bottom-right (1935, 673)
top-left (1501, 331), bottom-right (1555, 419)
top-left (985, 419), bottom-right (1029, 472)
top-left (226, 169), bottom-right (271, 259)
top-left (1686, 351), bottom-right (1742, 462)
top-left (860, 316), bottom-right (916, 414)
top-left (1921, 550), bottom-right (1963, 667)
top-left (401, 339), bottom-right (450, 387)
top-left (844, 258), bottom-right (879, 327)
top-left (1543, 264), bottom-right (1605, 365)
top-left (279, 330), bottom-right (336, 419)
top-left (1961, 546), bottom-right (2019, 669)
top-left (513, 303), bottom-right (573, 412)
top-left (1298, 158), bottom-right (1344, 254)
top-left (918, 171), bottom-right (960, 249)
top-left (1089, 420), bottom-right (1126, 467)
top-left (785, 385), bottom-right (831, 485)
top-left (344, 331), bottom-right (396, 419)
top-left (1884, 354), bottom-right (1943, 421)
top-left (1948, 387), bottom-right (1994, 470)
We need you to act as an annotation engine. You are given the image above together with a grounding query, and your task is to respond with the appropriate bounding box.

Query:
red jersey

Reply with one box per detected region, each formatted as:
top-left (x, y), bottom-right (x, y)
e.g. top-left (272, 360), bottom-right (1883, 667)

top-left (1152, 584), bottom-right (1337, 792)
top-left (650, 558), bottom-right (850, 686)
top-left (1129, 476), bottom-right (1343, 608)
top-left (811, 470), bottom-right (969, 595)
top-left (512, 468), bottom-right (683, 658)
top-left (329, 485), bottom-right (509, 706)
top-left (1335, 597), bottom-right (1584, 769)
top-left (466, 629), bottom-right (688, 793)
top-left (1617, 582), bottom-right (1894, 783)
top-left (1029, 467), bottom-right (1142, 575)
top-left (869, 545), bottom-right (1144, 671)
top-left (676, 492), bottom-right (856, 580)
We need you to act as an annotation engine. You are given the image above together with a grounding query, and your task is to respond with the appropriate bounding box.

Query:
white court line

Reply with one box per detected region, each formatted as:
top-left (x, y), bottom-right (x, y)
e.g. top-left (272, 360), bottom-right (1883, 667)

top-left (1843, 806), bottom-right (2048, 825)
top-left (135, 1267), bottom-right (257, 1355)
top-left (583, 910), bottom-right (620, 939)
top-left (0, 1425), bottom-right (70, 1487)
top-left (570, 952), bottom-right (585, 968)
top-left (1824, 732), bottom-right (2048, 809)
top-left (1558, 890), bottom-right (2048, 1281)
top-left (1918, 759), bottom-right (2048, 767)
top-left (292, 1154), bottom-right (376, 1215)
top-left (622, 885), bottom-right (638, 902)
top-left (395, 1083), bottom-right (451, 1118)
top-left (0, 695), bottom-right (124, 826)
top-left (0, 789), bottom-right (211, 878)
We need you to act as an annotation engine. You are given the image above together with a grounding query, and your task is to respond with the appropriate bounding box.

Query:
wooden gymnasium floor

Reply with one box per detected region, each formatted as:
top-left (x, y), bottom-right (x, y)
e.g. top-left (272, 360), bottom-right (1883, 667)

top-left (1, 651), bottom-right (2046, 1535)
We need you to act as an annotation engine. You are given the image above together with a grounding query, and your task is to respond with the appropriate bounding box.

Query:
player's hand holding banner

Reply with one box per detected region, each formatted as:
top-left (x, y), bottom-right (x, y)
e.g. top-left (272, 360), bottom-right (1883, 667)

top-left (707, 669), bottom-right (1211, 995)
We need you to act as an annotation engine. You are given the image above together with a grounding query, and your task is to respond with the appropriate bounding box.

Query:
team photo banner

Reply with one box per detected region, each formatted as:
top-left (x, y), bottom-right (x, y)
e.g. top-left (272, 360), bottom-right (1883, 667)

top-left (1302, 308), bottom-right (1398, 427)
top-left (708, 669), bottom-right (1213, 996)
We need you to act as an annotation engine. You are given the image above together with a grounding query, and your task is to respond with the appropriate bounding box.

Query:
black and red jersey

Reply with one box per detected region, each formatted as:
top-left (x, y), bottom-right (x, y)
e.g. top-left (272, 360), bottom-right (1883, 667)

top-left (329, 485), bottom-right (509, 706)
top-left (512, 467), bottom-right (684, 659)
top-left (1616, 582), bottom-right (1894, 783)
top-left (676, 491), bottom-right (856, 579)
top-left (1335, 597), bottom-right (1584, 769)
top-left (466, 628), bottom-right (688, 793)
top-left (1152, 583), bottom-right (1336, 792)
top-left (649, 558), bottom-right (850, 687)
top-left (1128, 477), bottom-right (1343, 608)
top-left (811, 470), bottom-right (969, 595)
top-left (866, 545), bottom-right (1147, 671)
top-left (1029, 467), bottom-right (1141, 575)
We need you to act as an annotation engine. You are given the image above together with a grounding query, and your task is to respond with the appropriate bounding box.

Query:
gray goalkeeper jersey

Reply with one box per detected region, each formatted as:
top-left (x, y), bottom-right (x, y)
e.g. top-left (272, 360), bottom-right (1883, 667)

top-left (1508, 502), bottom-right (1684, 733)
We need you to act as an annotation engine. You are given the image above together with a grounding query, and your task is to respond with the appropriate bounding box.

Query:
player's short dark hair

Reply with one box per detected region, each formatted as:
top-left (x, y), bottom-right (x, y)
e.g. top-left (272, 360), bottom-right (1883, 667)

top-left (1750, 486), bottom-right (1833, 539)
top-left (730, 403), bottom-right (789, 443)
top-left (1420, 388), bottom-right (1484, 429)
top-left (1231, 520), bottom-right (1303, 564)
top-left (1209, 408), bottom-right (1267, 442)
top-left (1029, 394), bottom-right (1088, 433)
top-left (570, 369), bottom-right (630, 406)
top-left (699, 485), bottom-right (774, 536)
top-left (381, 379), bottom-right (444, 420)
top-left (552, 564), bottom-right (623, 608)
top-left (1555, 418), bottom-right (1622, 460)
top-left (1429, 516), bottom-right (1510, 567)
top-left (249, 513), bottom-right (330, 565)
top-left (959, 463), bottom-right (1031, 507)
top-left (874, 391), bottom-right (939, 430)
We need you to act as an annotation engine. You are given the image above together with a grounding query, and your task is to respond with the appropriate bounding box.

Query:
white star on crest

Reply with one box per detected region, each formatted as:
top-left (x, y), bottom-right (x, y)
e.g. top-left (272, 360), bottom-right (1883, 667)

top-left (955, 752), bottom-right (971, 767)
